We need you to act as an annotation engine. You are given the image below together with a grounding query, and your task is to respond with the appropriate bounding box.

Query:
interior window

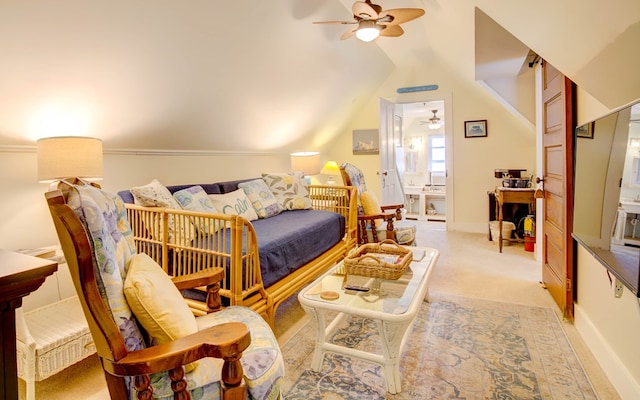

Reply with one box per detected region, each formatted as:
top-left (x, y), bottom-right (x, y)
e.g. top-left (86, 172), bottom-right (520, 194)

top-left (428, 135), bottom-right (445, 172)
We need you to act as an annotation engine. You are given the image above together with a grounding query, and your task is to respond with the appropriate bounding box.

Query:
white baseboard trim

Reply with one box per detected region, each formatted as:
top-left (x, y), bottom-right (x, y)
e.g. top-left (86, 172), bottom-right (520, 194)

top-left (447, 221), bottom-right (490, 234)
top-left (574, 303), bottom-right (640, 399)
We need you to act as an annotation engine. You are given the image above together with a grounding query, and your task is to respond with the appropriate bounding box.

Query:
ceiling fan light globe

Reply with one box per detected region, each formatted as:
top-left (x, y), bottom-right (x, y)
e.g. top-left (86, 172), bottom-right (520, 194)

top-left (428, 109), bottom-right (441, 129)
top-left (355, 20), bottom-right (380, 41)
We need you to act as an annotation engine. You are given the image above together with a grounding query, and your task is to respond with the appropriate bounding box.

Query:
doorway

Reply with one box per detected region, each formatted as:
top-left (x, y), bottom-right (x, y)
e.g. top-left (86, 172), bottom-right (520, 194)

top-left (379, 98), bottom-right (452, 226)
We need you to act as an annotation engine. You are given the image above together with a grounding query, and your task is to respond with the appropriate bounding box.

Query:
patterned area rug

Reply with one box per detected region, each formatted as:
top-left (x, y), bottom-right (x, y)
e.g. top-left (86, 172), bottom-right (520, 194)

top-left (282, 293), bottom-right (596, 399)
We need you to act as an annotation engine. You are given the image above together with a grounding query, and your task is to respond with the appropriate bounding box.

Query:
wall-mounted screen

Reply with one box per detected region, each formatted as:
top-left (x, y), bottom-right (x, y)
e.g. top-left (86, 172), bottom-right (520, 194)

top-left (572, 101), bottom-right (640, 296)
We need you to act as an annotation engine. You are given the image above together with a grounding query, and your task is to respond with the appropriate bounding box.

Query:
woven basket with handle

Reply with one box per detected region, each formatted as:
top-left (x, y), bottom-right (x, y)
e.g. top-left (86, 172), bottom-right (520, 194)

top-left (344, 239), bottom-right (412, 280)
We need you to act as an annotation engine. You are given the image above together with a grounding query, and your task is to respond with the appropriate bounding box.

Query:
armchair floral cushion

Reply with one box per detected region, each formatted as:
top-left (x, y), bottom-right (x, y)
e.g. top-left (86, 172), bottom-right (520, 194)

top-left (340, 162), bottom-right (368, 199)
top-left (67, 184), bottom-right (284, 400)
top-left (340, 162), bottom-right (416, 245)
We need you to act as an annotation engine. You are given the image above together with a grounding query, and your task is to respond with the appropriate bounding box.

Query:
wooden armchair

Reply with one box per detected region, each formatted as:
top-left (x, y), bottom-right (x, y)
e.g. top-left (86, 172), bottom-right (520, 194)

top-left (340, 162), bottom-right (416, 245)
top-left (45, 180), bottom-right (284, 400)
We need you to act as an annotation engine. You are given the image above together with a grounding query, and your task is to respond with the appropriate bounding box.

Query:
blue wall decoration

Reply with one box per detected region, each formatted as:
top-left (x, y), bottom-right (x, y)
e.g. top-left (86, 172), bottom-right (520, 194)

top-left (396, 85), bottom-right (439, 94)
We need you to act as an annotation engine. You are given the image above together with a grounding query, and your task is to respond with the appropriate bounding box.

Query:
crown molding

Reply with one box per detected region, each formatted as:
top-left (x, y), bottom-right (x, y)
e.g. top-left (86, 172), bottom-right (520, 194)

top-left (0, 145), bottom-right (281, 157)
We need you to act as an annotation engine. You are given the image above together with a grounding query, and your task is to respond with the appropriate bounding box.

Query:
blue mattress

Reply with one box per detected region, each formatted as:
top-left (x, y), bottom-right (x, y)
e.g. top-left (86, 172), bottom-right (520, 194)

top-left (192, 209), bottom-right (345, 289)
top-left (250, 209), bottom-right (345, 287)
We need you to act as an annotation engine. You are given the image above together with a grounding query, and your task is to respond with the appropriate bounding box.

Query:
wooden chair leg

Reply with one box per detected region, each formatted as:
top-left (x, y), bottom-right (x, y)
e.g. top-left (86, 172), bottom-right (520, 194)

top-left (221, 355), bottom-right (246, 400)
top-left (169, 366), bottom-right (190, 400)
top-left (104, 372), bottom-right (130, 400)
top-left (206, 281), bottom-right (222, 313)
top-left (134, 374), bottom-right (153, 400)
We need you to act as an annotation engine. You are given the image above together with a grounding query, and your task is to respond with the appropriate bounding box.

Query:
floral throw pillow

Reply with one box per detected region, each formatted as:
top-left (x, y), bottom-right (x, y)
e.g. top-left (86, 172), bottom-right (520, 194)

top-left (130, 179), bottom-right (194, 243)
top-left (238, 179), bottom-right (282, 218)
top-left (173, 186), bottom-right (220, 234)
top-left (208, 189), bottom-right (259, 221)
top-left (261, 172), bottom-right (312, 210)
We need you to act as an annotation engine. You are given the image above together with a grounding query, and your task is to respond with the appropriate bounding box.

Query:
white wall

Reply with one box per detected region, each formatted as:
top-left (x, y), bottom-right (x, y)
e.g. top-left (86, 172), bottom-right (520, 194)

top-left (573, 92), bottom-right (640, 399)
top-left (319, 60), bottom-right (536, 233)
top-left (0, 148), bottom-right (289, 251)
top-left (574, 246), bottom-right (640, 399)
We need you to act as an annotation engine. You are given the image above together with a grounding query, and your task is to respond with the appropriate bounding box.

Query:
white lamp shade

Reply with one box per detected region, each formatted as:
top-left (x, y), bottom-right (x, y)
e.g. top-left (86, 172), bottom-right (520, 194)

top-left (290, 152), bottom-right (321, 175)
top-left (37, 136), bottom-right (103, 182)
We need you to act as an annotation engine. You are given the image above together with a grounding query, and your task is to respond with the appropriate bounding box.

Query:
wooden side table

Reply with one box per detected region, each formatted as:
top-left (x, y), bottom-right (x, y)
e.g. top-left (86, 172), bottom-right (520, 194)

top-left (0, 249), bottom-right (57, 400)
top-left (494, 188), bottom-right (536, 253)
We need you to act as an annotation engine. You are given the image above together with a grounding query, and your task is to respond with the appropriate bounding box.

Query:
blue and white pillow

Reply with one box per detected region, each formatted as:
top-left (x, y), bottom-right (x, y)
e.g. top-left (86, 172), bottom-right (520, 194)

top-left (238, 179), bottom-right (282, 218)
top-left (173, 186), bottom-right (220, 234)
top-left (208, 189), bottom-right (259, 221)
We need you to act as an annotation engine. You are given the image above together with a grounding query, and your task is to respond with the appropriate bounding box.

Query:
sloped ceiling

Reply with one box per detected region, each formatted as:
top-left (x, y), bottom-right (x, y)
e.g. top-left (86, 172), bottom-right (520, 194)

top-left (0, 0), bottom-right (638, 152)
top-left (0, 0), bottom-right (394, 151)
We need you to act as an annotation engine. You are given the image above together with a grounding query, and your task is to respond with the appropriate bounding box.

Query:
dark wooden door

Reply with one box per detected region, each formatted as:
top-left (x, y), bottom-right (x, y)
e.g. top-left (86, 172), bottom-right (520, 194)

top-left (540, 60), bottom-right (575, 319)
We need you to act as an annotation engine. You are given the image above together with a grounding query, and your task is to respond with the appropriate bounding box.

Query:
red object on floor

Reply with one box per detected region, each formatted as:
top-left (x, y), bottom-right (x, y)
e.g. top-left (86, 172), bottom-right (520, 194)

top-left (524, 234), bottom-right (535, 252)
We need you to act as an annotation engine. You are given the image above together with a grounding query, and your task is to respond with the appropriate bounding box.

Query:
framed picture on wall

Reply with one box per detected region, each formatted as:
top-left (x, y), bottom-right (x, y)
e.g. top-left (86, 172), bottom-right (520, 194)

top-left (464, 120), bottom-right (488, 138)
top-left (353, 129), bottom-right (379, 155)
top-left (575, 122), bottom-right (594, 139)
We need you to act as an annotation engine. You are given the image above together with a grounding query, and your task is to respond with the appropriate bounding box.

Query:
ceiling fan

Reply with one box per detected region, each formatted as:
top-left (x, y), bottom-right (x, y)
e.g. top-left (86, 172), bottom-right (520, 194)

top-left (313, 0), bottom-right (425, 42)
top-left (420, 110), bottom-right (442, 129)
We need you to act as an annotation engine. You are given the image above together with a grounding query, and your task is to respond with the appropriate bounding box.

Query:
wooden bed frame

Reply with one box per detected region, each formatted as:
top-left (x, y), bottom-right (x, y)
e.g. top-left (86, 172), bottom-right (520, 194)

top-left (123, 184), bottom-right (358, 326)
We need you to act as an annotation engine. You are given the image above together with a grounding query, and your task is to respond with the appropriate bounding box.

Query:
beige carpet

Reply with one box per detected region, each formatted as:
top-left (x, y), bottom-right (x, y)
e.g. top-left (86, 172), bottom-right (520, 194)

top-left (18, 223), bottom-right (620, 399)
top-left (281, 292), bottom-right (597, 399)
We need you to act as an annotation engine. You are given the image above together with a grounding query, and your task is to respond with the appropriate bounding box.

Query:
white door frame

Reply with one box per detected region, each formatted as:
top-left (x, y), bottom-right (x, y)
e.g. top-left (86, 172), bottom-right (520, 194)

top-left (379, 92), bottom-right (454, 229)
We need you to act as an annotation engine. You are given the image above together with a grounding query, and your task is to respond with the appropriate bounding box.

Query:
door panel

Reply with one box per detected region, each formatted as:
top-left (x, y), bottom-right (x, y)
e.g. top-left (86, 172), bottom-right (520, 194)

top-left (545, 95), bottom-right (563, 130)
top-left (545, 147), bottom-right (564, 177)
top-left (379, 98), bottom-right (399, 204)
top-left (545, 194), bottom-right (564, 231)
top-left (544, 237), bottom-right (566, 306)
top-left (544, 219), bottom-right (563, 251)
top-left (541, 60), bottom-right (575, 320)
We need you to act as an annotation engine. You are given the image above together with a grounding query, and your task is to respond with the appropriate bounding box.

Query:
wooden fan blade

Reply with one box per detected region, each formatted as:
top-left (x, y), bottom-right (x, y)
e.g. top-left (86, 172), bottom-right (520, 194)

top-left (341, 27), bottom-right (357, 40)
top-left (380, 24), bottom-right (404, 37)
top-left (352, 1), bottom-right (380, 20)
top-left (313, 20), bottom-right (357, 25)
top-left (379, 8), bottom-right (425, 25)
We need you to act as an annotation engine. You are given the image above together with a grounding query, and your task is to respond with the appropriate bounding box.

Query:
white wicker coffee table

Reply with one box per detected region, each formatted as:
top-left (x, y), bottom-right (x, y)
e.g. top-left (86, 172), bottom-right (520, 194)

top-left (298, 246), bottom-right (438, 394)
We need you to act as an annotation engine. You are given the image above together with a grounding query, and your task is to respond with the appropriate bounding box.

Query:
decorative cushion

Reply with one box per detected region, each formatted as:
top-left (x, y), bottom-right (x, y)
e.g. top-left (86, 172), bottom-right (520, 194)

top-left (208, 188), bottom-right (259, 221)
top-left (130, 179), bottom-right (195, 243)
top-left (340, 163), bottom-right (368, 198)
top-left (196, 306), bottom-right (284, 400)
top-left (124, 252), bottom-right (198, 372)
top-left (238, 179), bottom-right (282, 218)
top-left (141, 306), bottom-right (286, 399)
top-left (261, 172), bottom-right (312, 210)
top-left (66, 184), bottom-right (145, 353)
top-left (173, 185), bottom-right (220, 234)
top-left (371, 219), bottom-right (416, 245)
top-left (131, 179), bottom-right (183, 209)
top-left (361, 191), bottom-right (383, 227)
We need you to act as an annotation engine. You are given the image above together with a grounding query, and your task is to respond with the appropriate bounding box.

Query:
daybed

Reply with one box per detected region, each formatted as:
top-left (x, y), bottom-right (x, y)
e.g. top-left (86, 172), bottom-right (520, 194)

top-left (118, 173), bottom-right (357, 326)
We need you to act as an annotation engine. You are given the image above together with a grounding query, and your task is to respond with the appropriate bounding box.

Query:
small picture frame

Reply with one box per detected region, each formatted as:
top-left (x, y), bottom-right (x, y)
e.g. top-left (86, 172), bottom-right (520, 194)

top-left (575, 122), bottom-right (594, 139)
top-left (464, 120), bottom-right (487, 138)
top-left (352, 129), bottom-right (379, 155)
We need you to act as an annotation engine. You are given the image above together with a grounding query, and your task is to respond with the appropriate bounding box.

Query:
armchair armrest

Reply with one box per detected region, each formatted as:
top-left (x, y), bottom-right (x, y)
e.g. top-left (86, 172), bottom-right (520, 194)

top-left (105, 321), bottom-right (251, 396)
top-left (356, 213), bottom-right (397, 244)
top-left (380, 203), bottom-right (404, 220)
top-left (172, 267), bottom-right (225, 313)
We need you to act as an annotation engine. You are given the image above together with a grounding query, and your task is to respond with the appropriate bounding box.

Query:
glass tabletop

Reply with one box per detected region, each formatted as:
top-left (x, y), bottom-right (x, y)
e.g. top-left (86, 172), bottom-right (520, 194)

top-left (300, 247), bottom-right (438, 316)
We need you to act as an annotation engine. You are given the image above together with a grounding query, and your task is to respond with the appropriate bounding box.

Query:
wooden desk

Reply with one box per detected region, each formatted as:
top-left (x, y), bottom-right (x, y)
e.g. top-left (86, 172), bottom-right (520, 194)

top-left (494, 188), bottom-right (536, 253)
top-left (0, 250), bottom-right (57, 400)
